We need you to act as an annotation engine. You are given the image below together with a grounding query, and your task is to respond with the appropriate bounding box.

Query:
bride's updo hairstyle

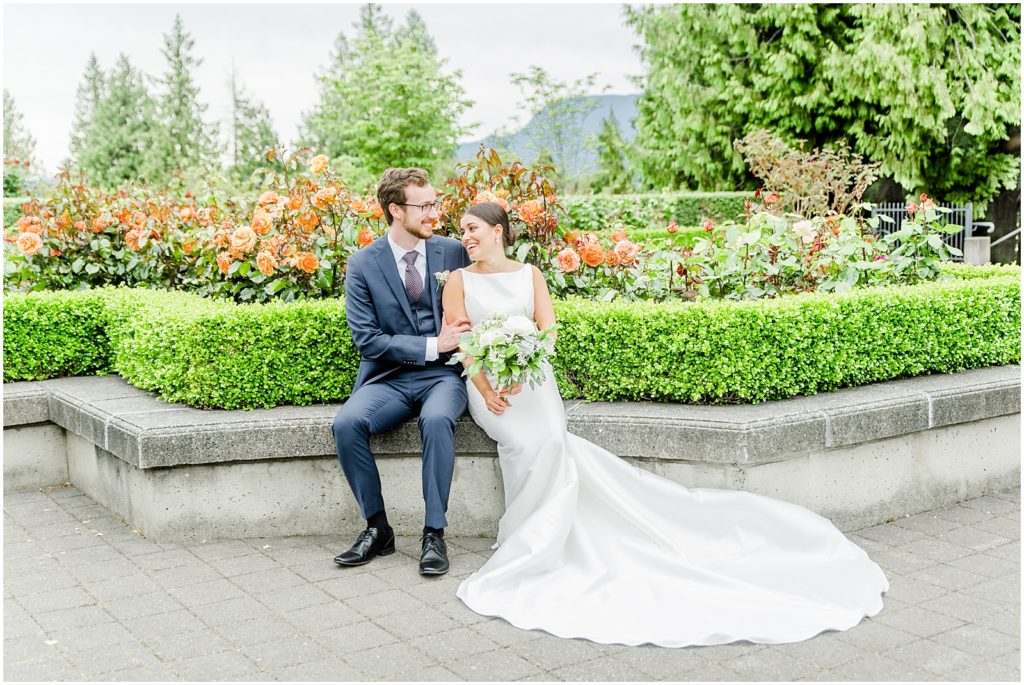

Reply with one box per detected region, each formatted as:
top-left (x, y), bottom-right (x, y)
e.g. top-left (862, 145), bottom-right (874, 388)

top-left (466, 202), bottom-right (515, 247)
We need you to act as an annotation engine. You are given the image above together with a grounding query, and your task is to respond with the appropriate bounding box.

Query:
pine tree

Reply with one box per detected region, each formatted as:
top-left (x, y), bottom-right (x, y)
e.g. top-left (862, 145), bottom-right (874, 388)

top-left (227, 66), bottom-right (281, 185)
top-left (3, 89), bottom-right (38, 164)
top-left (77, 55), bottom-right (157, 188)
top-left (143, 14), bottom-right (217, 186)
top-left (68, 53), bottom-right (105, 165)
top-left (590, 113), bottom-right (634, 194)
top-left (299, 4), bottom-right (467, 179)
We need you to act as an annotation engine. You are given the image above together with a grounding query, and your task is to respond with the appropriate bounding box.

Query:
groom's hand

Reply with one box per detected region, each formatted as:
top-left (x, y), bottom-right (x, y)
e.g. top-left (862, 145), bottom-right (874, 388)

top-left (438, 317), bottom-right (472, 353)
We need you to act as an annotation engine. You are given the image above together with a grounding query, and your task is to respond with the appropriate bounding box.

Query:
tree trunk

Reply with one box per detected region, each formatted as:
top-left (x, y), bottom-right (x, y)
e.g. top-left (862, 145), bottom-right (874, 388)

top-left (984, 187), bottom-right (1021, 265)
top-left (864, 176), bottom-right (906, 204)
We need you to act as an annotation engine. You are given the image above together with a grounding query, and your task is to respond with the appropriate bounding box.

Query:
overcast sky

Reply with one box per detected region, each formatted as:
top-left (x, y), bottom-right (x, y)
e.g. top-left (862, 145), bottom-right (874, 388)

top-left (3, 1), bottom-right (645, 175)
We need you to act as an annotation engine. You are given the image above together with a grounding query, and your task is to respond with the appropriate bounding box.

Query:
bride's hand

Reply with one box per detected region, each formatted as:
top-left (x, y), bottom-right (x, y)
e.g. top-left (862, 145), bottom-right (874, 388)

top-left (484, 389), bottom-right (512, 415)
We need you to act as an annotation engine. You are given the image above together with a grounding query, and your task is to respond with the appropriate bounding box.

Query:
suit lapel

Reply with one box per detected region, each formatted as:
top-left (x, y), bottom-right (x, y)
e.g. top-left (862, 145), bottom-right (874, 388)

top-left (373, 239), bottom-right (417, 329)
top-left (425, 239), bottom-right (444, 332)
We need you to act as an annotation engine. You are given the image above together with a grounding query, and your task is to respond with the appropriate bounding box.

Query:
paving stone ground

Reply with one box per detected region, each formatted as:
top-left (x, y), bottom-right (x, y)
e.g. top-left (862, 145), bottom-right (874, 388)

top-left (4, 485), bottom-right (1020, 681)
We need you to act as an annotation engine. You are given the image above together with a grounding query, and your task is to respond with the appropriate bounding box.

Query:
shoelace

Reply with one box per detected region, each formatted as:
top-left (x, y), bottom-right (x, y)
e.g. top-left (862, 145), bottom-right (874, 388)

top-left (421, 535), bottom-right (445, 554)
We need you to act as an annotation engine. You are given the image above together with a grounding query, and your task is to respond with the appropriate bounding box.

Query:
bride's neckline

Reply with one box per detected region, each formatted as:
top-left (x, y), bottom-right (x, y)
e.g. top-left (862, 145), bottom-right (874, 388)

top-left (463, 264), bottom-right (529, 276)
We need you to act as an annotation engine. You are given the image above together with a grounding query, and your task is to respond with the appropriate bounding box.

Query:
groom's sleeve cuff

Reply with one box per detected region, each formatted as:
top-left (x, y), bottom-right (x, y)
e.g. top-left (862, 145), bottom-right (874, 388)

top-left (425, 337), bottom-right (439, 362)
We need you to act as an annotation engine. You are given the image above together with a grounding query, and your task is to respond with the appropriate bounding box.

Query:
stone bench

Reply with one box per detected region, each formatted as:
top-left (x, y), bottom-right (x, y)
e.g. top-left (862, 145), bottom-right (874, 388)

top-left (3, 366), bottom-right (1020, 541)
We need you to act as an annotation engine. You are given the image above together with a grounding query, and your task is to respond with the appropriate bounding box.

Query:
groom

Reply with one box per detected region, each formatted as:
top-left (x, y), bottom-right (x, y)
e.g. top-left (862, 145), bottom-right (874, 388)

top-left (332, 167), bottom-right (472, 576)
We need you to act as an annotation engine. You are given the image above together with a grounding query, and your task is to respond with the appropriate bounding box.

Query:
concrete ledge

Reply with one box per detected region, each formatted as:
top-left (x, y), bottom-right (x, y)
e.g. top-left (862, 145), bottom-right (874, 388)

top-left (7, 366), bottom-right (1020, 469)
top-left (3, 366), bottom-right (1020, 540)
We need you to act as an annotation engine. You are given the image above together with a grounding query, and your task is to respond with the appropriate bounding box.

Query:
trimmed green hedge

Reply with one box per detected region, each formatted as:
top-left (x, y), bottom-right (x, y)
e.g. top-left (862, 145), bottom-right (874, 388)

top-left (551, 276), bottom-right (1019, 402)
top-left (937, 262), bottom-right (1021, 280)
top-left (3, 289), bottom-right (115, 381)
top-left (561, 192), bottom-right (752, 233)
top-left (3, 268), bottom-right (1019, 408)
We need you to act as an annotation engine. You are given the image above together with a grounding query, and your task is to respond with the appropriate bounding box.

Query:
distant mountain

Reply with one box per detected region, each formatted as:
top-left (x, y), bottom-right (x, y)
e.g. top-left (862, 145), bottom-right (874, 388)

top-left (456, 93), bottom-right (640, 176)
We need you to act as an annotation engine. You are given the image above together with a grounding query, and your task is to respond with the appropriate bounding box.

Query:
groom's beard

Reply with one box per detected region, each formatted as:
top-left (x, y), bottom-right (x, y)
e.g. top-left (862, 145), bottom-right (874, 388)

top-left (401, 216), bottom-right (436, 241)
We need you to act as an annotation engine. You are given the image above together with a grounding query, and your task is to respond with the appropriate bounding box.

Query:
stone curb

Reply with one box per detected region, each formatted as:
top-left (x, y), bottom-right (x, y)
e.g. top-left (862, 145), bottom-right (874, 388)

top-left (3, 366), bottom-right (1019, 470)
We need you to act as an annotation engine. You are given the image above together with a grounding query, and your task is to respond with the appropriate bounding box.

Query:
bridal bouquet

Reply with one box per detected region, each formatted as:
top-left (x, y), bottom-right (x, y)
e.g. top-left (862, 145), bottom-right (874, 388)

top-left (447, 314), bottom-right (557, 390)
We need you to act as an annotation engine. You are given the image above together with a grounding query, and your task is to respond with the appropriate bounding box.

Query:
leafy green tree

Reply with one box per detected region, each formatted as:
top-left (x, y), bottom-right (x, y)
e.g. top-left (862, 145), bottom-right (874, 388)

top-left (508, 66), bottom-right (607, 190)
top-left (143, 14), bottom-right (217, 186)
top-left (588, 112), bottom-right (635, 194)
top-left (299, 4), bottom-right (468, 181)
top-left (227, 66), bottom-right (281, 185)
top-left (626, 3), bottom-right (1020, 216)
top-left (68, 53), bottom-right (105, 165)
top-left (77, 55), bottom-right (158, 188)
top-left (3, 89), bottom-right (37, 164)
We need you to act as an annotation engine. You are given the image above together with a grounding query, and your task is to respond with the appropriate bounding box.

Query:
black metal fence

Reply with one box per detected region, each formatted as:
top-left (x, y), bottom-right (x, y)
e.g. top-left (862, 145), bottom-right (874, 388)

top-left (866, 203), bottom-right (994, 262)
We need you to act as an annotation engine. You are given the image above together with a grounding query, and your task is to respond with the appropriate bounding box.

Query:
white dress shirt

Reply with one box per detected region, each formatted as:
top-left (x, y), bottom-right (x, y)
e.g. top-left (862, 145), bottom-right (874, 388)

top-left (386, 233), bottom-right (438, 361)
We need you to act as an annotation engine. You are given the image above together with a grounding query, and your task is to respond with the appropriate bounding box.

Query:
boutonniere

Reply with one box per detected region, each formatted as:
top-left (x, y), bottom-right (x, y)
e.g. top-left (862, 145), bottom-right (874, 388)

top-left (433, 270), bottom-right (450, 290)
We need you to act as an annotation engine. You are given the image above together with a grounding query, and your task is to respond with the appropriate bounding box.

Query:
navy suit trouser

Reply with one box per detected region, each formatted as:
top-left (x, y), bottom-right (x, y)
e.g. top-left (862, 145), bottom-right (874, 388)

top-left (332, 366), bottom-right (468, 530)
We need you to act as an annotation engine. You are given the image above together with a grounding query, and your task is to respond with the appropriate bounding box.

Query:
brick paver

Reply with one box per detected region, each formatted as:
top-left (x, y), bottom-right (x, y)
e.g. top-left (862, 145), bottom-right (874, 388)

top-left (4, 485), bottom-right (1020, 681)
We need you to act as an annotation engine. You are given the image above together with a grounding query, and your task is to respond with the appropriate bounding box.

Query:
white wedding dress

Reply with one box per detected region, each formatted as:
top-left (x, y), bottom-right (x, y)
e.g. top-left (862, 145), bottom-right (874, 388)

top-left (454, 265), bottom-right (888, 647)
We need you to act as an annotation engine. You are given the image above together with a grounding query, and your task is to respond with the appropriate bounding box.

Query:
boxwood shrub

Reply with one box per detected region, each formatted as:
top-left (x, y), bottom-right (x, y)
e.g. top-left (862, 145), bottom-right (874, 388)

top-left (3, 270), bottom-right (1018, 408)
top-left (561, 192), bottom-right (752, 233)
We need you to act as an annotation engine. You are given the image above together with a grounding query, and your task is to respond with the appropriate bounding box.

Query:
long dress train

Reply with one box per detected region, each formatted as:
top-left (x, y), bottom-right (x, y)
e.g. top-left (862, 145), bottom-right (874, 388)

top-left (455, 265), bottom-right (888, 647)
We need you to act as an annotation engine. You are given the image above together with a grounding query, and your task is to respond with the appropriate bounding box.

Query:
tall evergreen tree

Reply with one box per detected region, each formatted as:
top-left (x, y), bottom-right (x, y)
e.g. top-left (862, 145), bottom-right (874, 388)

top-left (227, 66), bottom-right (281, 184)
top-left (68, 53), bottom-right (105, 165)
top-left (3, 89), bottom-right (38, 165)
top-left (589, 113), bottom-right (634, 194)
top-left (299, 4), bottom-right (468, 181)
top-left (626, 3), bottom-right (1020, 213)
top-left (143, 14), bottom-right (217, 185)
top-left (77, 55), bottom-right (157, 188)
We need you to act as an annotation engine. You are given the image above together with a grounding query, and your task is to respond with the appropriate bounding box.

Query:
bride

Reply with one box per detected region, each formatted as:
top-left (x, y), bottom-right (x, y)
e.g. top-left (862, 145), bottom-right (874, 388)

top-left (440, 202), bottom-right (888, 648)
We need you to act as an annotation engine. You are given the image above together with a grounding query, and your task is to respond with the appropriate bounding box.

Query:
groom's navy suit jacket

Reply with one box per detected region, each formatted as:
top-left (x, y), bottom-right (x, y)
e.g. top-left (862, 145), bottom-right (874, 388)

top-left (344, 234), bottom-right (471, 390)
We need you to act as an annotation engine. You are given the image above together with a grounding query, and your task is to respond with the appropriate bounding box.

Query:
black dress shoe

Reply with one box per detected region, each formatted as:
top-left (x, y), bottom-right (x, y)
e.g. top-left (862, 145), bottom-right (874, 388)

top-left (334, 527), bottom-right (395, 566)
top-left (419, 532), bottom-right (449, 576)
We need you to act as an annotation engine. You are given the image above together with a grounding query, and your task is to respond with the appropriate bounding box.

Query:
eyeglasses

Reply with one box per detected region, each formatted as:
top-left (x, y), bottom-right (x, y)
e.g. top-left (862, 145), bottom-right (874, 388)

top-left (397, 200), bottom-right (442, 213)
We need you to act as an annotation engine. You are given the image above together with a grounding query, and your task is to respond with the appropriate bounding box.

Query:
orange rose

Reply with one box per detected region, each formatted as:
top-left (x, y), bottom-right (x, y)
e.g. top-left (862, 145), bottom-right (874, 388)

top-left (518, 199), bottom-right (543, 225)
top-left (563, 230), bottom-right (579, 243)
top-left (348, 198), bottom-right (370, 215)
top-left (15, 215), bottom-right (42, 234)
top-left (231, 226), bottom-right (258, 253)
top-left (213, 228), bottom-right (231, 248)
top-left (581, 232), bottom-right (600, 246)
top-left (604, 250), bottom-right (621, 267)
top-left (288, 194), bottom-right (305, 211)
top-left (216, 251), bottom-right (233, 274)
top-left (125, 230), bottom-right (143, 251)
top-left (667, 221), bottom-right (679, 234)
top-left (578, 242), bottom-right (605, 268)
top-left (281, 244), bottom-right (296, 258)
top-left (315, 186), bottom-right (338, 208)
top-left (178, 206), bottom-right (198, 222)
top-left (310, 154), bottom-right (329, 175)
top-left (70, 220), bottom-right (86, 232)
top-left (368, 199), bottom-right (384, 220)
top-left (494, 196), bottom-right (510, 212)
top-left (473, 189), bottom-right (497, 205)
top-left (256, 249), bottom-right (278, 276)
top-left (91, 217), bottom-right (108, 233)
top-left (297, 211), bottom-right (319, 232)
top-left (295, 251), bottom-right (320, 273)
top-left (357, 227), bottom-right (374, 248)
top-left (258, 191), bottom-right (279, 207)
top-left (182, 240), bottom-right (197, 255)
top-left (613, 240), bottom-right (641, 266)
top-left (251, 209), bottom-right (273, 235)
top-left (15, 232), bottom-right (42, 255)
top-left (610, 230), bottom-right (628, 243)
top-left (131, 211), bottom-right (146, 228)
top-left (556, 248), bottom-right (581, 273)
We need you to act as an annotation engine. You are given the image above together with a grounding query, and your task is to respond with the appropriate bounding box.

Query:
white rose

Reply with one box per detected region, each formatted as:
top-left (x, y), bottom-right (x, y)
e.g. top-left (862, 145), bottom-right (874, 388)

top-left (792, 220), bottom-right (817, 242)
top-left (503, 315), bottom-right (536, 337)
top-left (479, 331), bottom-right (498, 347)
